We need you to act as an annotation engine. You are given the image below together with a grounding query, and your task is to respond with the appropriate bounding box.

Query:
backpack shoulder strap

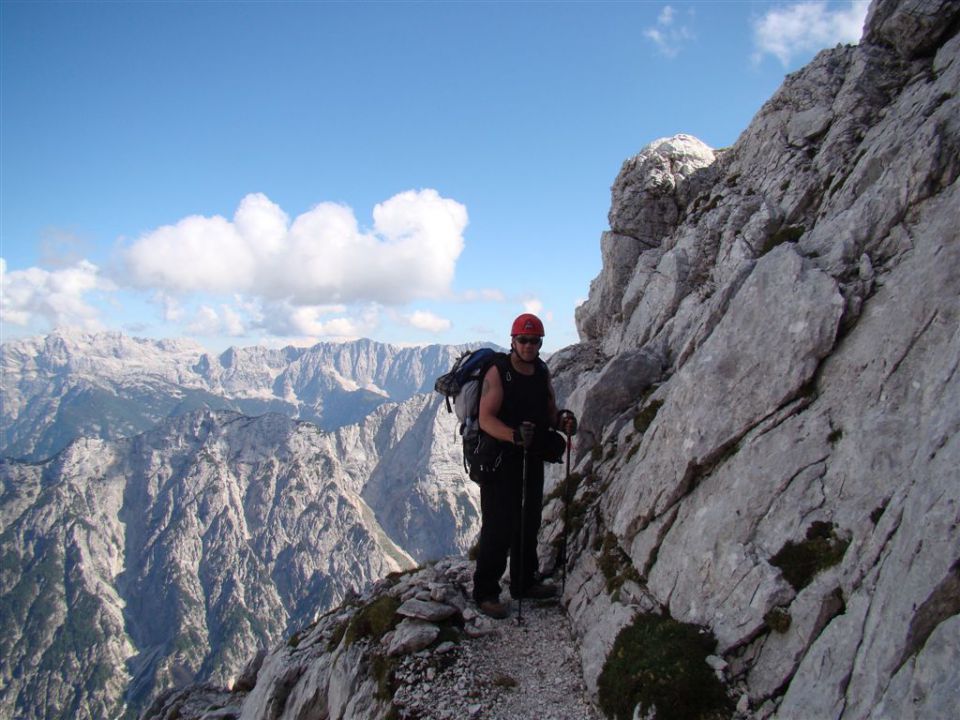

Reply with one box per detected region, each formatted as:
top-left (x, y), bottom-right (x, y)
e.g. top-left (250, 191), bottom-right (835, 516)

top-left (491, 352), bottom-right (514, 384)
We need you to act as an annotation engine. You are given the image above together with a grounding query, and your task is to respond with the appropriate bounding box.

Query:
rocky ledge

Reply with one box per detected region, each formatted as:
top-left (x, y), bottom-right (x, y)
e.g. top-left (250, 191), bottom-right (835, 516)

top-left (141, 559), bottom-right (602, 720)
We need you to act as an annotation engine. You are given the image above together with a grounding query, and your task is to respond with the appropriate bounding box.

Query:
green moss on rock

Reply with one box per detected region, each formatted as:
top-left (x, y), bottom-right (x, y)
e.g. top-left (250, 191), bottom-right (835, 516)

top-left (545, 472), bottom-right (583, 505)
top-left (764, 607), bottom-right (792, 633)
top-left (770, 521), bottom-right (850, 591)
top-left (326, 618), bottom-right (350, 651)
top-left (596, 532), bottom-right (641, 598)
top-left (633, 400), bottom-right (664, 436)
top-left (344, 595), bottom-right (401, 646)
top-left (598, 613), bottom-right (731, 720)
top-left (371, 652), bottom-right (399, 701)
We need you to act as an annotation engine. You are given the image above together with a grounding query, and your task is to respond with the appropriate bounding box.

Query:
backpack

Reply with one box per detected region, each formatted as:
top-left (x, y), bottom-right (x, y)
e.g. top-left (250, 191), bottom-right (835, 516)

top-left (434, 347), bottom-right (505, 479)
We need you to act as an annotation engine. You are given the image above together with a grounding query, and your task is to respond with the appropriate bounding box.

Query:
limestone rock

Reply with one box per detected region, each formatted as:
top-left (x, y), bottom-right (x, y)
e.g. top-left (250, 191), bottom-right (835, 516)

top-left (396, 598), bottom-right (459, 623)
top-left (386, 619), bottom-right (441, 656)
top-left (607, 134), bottom-right (717, 245)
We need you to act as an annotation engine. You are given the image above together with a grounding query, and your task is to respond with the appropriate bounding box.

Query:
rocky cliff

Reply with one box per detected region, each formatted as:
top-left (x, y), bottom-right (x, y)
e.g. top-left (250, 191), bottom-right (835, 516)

top-left (551, 0), bottom-right (959, 716)
top-left (135, 1), bottom-right (958, 718)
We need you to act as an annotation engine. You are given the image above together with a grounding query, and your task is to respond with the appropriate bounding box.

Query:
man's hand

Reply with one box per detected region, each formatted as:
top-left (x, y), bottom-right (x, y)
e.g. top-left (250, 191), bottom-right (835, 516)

top-left (514, 421), bottom-right (536, 449)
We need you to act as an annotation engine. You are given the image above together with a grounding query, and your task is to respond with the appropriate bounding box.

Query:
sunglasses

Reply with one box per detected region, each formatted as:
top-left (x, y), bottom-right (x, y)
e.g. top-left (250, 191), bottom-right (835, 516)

top-left (514, 335), bottom-right (542, 346)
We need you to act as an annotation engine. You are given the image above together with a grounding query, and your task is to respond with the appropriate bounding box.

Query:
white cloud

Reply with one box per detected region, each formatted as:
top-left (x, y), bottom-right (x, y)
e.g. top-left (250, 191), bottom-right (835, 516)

top-left (753, 1), bottom-right (868, 66)
top-left (125, 213), bottom-right (254, 294)
top-left (404, 310), bottom-right (452, 333)
top-left (517, 298), bottom-right (554, 326)
top-left (186, 305), bottom-right (222, 336)
top-left (285, 307), bottom-right (364, 338)
top-left (123, 189), bottom-right (468, 306)
top-left (1, 258), bottom-right (111, 331)
top-left (157, 292), bottom-right (184, 322)
top-left (184, 303), bottom-right (247, 337)
top-left (644, 4), bottom-right (695, 58)
top-left (221, 305), bottom-right (246, 336)
top-left (523, 298), bottom-right (544, 315)
top-left (252, 300), bottom-right (377, 341)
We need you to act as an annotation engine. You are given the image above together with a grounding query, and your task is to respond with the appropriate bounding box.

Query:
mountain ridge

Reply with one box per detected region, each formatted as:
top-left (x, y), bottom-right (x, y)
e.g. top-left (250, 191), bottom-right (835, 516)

top-left (1, 331), bottom-right (492, 461)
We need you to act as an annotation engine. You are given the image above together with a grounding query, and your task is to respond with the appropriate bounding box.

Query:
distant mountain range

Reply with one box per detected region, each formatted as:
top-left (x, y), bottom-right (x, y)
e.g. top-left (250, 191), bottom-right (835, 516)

top-left (0, 331), bottom-right (484, 718)
top-left (1, 330), bottom-right (482, 461)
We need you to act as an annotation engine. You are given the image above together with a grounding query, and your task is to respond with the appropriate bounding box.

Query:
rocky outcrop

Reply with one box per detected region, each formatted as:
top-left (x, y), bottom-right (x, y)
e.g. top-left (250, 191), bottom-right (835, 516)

top-left (140, 559), bottom-right (599, 720)
top-left (549, 0), bottom-right (960, 717)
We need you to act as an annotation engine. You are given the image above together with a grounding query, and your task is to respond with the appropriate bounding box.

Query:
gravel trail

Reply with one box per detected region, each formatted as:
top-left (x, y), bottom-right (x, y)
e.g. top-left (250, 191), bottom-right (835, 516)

top-left (392, 598), bottom-right (602, 720)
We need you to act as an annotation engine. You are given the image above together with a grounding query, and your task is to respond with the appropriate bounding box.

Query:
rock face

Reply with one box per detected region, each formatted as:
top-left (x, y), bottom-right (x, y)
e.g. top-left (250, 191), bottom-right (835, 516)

top-left (0, 400), bottom-right (479, 720)
top-left (549, 0), bottom-right (960, 717)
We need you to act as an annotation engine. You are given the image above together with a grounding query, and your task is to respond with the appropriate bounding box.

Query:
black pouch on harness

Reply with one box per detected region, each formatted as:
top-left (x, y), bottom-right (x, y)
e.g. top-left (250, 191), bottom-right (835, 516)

top-left (466, 433), bottom-right (505, 483)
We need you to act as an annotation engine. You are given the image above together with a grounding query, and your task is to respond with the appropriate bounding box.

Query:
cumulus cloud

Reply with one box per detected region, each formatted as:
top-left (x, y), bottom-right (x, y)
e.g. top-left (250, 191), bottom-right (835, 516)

top-left (284, 307), bottom-right (364, 338)
top-left (523, 298), bottom-right (544, 315)
top-left (157, 292), bottom-right (184, 322)
top-left (644, 4), bottom-right (695, 58)
top-left (753, 1), bottom-right (868, 66)
top-left (186, 305), bottom-right (222, 336)
top-left (1, 258), bottom-right (112, 331)
top-left (249, 300), bottom-right (378, 341)
top-left (403, 310), bottom-right (452, 333)
top-left (185, 304), bottom-right (247, 337)
top-left (123, 189), bottom-right (468, 306)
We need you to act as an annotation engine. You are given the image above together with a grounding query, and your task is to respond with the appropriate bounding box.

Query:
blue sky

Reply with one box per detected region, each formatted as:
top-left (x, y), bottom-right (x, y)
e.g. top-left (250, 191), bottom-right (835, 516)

top-left (1, 0), bottom-right (869, 353)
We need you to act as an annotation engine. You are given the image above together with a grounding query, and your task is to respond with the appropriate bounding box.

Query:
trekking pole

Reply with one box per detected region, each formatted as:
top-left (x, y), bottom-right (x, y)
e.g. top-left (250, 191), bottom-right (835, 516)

top-left (561, 430), bottom-right (572, 594)
top-left (517, 443), bottom-right (528, 626)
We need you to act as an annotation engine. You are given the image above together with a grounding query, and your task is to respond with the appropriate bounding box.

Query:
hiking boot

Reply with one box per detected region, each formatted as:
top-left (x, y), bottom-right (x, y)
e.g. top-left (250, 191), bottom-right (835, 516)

top-left (478, 599), bottom-right (510, 619)
top-left (513, 582), bottom-right (558, 600)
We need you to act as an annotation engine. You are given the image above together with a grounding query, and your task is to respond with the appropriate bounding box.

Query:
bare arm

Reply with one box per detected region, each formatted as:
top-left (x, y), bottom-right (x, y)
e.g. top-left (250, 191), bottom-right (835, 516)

top-left (478, 365), bottom-right (517, 443)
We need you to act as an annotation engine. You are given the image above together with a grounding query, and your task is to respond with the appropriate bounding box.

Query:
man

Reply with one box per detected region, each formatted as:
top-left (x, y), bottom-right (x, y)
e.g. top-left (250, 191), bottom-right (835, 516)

top-left (471, 313), bottom-right (578, 619)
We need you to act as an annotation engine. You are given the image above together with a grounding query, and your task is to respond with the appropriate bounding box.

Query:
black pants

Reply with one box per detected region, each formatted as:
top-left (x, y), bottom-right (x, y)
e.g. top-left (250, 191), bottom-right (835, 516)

top-left (472, 451), bottom-right (544, 602)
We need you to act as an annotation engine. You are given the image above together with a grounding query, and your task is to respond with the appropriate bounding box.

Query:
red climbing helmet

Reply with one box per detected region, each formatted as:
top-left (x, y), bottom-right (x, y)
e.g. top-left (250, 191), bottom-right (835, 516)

top-left (511, 313), bottom-right (545, 337)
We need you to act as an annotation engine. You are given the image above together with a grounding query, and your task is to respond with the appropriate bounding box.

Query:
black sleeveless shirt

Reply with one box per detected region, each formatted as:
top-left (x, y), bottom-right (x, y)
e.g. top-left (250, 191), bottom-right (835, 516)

top-left (494, 353), bottom-right (551, 432)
